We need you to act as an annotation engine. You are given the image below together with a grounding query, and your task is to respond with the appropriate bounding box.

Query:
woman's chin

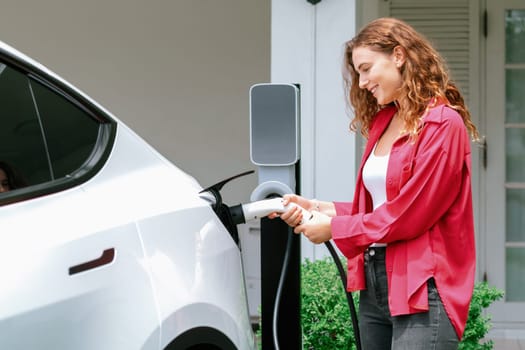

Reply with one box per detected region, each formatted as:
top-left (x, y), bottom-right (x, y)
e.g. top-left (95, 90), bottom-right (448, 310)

top-left (376, 96), bottom-right (395, 106)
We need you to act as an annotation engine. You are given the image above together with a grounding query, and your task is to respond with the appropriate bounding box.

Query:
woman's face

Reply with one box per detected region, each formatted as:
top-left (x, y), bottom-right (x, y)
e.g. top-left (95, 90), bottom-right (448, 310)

top-left (0, 169), bottom-right (10, 193)
top-left (352, 46), bottom-right (404, 105)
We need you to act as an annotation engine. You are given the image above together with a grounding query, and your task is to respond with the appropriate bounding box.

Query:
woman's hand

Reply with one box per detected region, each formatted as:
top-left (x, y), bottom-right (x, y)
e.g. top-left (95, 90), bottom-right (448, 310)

top-left (268, 194), bottom-right (333, 244)
top-left (295, 211), bottom-right (332, 244)
top-left (267, 194), bottom-right (312, 227)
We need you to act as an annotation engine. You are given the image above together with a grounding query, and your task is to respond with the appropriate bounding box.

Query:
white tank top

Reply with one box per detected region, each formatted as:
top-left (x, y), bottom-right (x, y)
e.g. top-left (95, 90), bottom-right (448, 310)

top-left (363, 143), bottom-right (390, 210)
top-left (362, 143), bottom-right (389, 247)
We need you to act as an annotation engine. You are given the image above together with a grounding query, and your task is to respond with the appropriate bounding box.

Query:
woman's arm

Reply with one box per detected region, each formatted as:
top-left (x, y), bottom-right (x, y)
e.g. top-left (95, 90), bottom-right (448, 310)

top-left (310, 199), bottom-right (337, 217)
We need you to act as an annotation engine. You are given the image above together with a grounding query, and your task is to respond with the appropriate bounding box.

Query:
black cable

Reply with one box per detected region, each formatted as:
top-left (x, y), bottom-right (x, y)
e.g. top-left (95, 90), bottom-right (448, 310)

top-left (272, 226), bottom-right (294, 350)
top-left (324, 240), bottom-right (362, 350)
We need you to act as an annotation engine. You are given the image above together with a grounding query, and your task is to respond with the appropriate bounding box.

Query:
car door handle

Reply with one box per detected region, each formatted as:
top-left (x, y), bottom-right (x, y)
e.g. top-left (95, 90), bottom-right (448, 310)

top-left (69, 248), bottom-right (116, 275)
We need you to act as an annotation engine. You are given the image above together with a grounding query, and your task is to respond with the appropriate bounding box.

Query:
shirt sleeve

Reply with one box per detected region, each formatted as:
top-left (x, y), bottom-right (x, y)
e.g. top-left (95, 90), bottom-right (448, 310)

top-left (334, 202), bottom-right (353, 216)
top-left (331, 110), bottom-right (470, 258)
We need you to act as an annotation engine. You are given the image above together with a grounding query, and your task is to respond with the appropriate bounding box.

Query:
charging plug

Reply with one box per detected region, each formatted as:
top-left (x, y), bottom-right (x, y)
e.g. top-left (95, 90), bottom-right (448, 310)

top-left (238, 197), bottom-right (313, 224)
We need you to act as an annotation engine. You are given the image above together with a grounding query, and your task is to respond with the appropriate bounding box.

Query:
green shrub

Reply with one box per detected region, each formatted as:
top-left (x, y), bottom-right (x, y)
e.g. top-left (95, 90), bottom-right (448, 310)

top-left (459, 281), bottom-right (504, 350)
top-left (301, 256), bottom-right (504, 350)
top-left (301, 257), bottom-right (359, 350)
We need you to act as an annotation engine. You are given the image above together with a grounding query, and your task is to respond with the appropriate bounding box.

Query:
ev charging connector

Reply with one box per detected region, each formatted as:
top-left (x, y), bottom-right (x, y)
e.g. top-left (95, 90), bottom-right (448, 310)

top-left (249, 83), bottom-right (301, 350)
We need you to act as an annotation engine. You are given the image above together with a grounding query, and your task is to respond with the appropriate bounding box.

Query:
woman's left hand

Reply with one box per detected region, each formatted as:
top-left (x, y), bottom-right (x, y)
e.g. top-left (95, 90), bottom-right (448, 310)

top-left (295, 211), bottom-right (332, 244)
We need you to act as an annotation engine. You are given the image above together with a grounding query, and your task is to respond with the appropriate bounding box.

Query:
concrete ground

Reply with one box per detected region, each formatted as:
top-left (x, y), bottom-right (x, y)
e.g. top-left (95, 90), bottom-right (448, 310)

top-left (487, 328), bottom-right (525, 350)
top-left (492, 339), bottom-right (524, 349)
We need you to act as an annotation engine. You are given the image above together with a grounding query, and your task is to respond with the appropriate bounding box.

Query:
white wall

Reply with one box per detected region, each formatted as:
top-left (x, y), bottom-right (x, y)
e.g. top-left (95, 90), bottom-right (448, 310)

top-left (272, 0), bottom-right (357, 261)
top-left (0, 0), bottom-right (270, 205)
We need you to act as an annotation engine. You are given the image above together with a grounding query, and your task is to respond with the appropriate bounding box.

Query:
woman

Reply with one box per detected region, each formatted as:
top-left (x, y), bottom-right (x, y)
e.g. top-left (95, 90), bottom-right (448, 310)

top-left (275, 18), bottom-right (479, 349)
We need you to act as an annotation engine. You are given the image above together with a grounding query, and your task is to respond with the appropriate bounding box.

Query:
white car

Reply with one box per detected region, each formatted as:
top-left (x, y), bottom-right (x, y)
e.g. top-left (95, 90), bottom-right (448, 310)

top-left (0, 41), bottom-right (255, 350)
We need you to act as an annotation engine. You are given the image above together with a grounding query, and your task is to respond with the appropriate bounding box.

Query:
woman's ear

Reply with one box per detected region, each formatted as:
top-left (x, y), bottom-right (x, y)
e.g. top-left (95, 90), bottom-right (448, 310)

top-left (393, 46), bottom-right (407, 68)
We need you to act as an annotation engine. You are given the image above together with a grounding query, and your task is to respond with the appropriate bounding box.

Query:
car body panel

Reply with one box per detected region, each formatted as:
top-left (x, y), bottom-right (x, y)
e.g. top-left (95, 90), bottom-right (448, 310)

top-left (137, 209), bottom-right (253, 348)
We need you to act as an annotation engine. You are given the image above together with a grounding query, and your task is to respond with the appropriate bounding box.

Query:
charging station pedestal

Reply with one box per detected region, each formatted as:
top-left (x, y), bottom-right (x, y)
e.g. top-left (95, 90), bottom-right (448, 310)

top-left (250, 83), bottom-right (301, 350)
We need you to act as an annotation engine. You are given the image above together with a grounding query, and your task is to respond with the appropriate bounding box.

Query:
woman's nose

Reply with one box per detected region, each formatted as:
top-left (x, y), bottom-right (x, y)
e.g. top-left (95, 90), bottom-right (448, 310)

top-left (359, 77), bottom-right (369, 89)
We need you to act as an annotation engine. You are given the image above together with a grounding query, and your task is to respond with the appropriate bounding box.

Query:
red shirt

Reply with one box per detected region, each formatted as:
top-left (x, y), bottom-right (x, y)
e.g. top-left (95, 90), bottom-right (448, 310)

top-left (331, 104), bottom-right (475, 338)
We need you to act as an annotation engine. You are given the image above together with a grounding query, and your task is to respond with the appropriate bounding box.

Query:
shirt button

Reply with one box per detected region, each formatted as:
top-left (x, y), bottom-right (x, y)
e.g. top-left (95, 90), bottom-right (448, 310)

top-left (369, 249), bottom-right (376, 256)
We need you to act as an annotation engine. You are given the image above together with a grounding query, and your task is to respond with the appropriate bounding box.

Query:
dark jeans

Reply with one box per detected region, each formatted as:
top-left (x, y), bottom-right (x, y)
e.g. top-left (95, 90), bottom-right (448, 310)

top-left (359, 247), bottom-right (459, 350)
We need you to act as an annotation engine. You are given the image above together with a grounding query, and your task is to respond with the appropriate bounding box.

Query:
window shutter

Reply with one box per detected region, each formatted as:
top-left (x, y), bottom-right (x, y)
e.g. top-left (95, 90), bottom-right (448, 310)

top-left (389, 0), bottom-right (471, 102)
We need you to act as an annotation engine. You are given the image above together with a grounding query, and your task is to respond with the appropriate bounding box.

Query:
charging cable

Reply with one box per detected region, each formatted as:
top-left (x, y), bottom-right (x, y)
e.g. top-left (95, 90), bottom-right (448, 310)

top-left (271, 226), bottom-right (294, 350)
top-left (228, 197), bottom-right (362, 350)
top-left (324, 240), bottom-right (362, 350)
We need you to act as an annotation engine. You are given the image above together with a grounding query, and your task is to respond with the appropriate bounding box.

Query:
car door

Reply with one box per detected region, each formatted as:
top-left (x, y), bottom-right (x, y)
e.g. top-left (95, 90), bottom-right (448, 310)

top-left (0, 60), bottom-right (159, 349)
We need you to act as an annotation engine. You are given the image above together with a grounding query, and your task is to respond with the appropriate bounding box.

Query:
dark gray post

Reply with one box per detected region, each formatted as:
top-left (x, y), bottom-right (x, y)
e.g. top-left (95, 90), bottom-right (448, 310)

top-left (249, 83), bottom-right (302, 350)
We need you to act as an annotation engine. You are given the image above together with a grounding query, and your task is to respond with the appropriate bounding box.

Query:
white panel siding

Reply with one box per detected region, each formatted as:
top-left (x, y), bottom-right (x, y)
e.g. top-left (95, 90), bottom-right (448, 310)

top-left (390, 0), bottom-right (471, 102)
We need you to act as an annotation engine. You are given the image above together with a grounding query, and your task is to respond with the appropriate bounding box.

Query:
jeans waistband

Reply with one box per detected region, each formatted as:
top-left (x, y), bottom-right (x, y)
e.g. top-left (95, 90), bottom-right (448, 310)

top-left (364, 246), bottom-right (386, 260)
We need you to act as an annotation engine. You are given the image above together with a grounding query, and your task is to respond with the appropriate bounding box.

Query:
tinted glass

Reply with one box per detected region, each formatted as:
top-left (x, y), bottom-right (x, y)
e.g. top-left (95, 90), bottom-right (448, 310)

top-left (505, 69), bottom-right (525, 123)
top-left (0, 64), bottom-right (50, 187)
top-left (30, 80), bottom-right (100, 179)
top-left (506, 10), bottom-right (525, 64)
top-left (506, 189), bottom-right (525, 242)
top-left (506, 247), bottom-right (525, 301)
top-left (505, 128), bottom-right (525, 182)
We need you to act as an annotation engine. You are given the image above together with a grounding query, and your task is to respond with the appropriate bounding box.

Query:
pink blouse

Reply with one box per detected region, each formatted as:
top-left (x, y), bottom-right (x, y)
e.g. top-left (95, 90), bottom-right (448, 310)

top-left (331, 104), bottom-right (476, 338)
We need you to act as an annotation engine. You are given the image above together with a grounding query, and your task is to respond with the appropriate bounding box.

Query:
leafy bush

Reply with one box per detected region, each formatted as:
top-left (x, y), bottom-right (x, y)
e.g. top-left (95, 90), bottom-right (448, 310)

top-left (301, 256), bottom-right (504, 350)
top-left (301, 257), bottom-right (359, 350)
top-left (459, 282), bottom-right (504, 350)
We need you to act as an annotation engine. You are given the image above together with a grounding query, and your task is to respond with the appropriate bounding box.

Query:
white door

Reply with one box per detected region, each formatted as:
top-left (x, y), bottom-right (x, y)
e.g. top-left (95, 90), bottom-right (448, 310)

top-left (486, 0), bottom-right (525, 325)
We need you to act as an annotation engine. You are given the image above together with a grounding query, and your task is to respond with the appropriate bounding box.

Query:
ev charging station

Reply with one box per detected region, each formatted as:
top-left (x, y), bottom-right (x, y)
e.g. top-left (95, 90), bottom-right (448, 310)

top-left (249, 83), bottom-right (302, 350)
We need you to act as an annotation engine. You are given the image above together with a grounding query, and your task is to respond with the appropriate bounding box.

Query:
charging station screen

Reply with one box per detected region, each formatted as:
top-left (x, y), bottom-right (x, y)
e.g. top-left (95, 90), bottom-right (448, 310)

top-left (250, 84), bottom-right (299, 166)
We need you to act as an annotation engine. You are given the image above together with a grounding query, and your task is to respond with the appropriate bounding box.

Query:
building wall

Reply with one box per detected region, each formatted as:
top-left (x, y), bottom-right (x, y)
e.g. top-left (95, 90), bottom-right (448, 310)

top-left (0, 0), bottom-right (270, 205)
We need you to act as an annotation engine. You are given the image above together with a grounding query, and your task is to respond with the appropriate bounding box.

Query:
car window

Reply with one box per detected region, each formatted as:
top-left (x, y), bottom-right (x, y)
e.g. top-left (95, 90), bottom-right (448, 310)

top-left (29, 79), bottom-right (100, 179)
top-left (0, 61), bottom-right (104, 201)
top-left (0, 63), bottom-right (50, 186)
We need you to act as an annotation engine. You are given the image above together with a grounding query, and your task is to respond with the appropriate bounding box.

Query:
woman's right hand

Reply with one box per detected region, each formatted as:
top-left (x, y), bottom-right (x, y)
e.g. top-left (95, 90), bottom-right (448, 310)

top-left (268, 194), bottom-right (313, 227)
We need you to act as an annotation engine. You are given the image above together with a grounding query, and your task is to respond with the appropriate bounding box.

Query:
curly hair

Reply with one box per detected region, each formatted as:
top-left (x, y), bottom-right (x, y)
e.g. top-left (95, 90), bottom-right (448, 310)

top-left (343, 17), bottom-right (479, 141)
